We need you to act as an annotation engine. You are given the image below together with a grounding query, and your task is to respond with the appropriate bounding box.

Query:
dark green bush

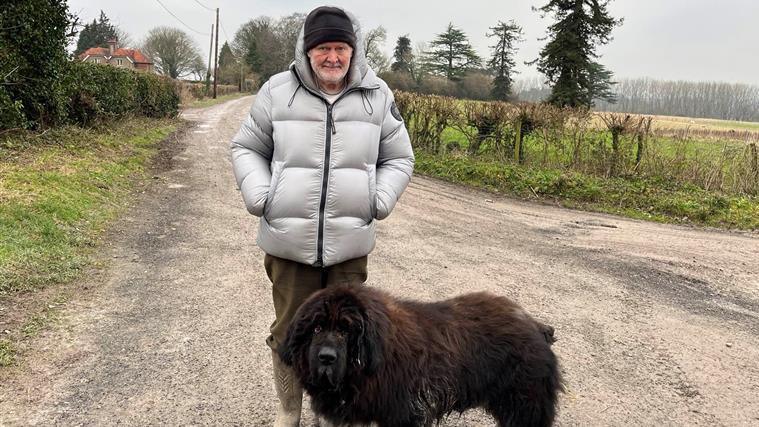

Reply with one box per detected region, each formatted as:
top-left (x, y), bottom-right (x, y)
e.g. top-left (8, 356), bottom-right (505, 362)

top-left (0, 88), bottom-right (27, 130)
top-left (1, 2), bottom-right (178, 131)
top-left (135, 72), bottom-right (180, 118)
top-left (1, 0), bottom-right (71, 129)
top-left (62, 62), bottom-right (178, 125)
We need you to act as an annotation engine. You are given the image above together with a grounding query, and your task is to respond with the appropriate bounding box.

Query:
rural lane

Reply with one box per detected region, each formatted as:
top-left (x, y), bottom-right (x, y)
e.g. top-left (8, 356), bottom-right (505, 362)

top-left (1, 96), bottom-right (757, 426)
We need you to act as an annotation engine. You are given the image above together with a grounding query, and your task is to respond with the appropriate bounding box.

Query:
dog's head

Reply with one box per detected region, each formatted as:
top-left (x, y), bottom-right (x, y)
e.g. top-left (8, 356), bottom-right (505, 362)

top-left (279, 285), bottom-right (386, 391)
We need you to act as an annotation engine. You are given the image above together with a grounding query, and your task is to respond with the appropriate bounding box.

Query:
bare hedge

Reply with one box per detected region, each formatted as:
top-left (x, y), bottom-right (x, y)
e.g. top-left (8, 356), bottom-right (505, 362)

top-left (395, 91), bottom-right (759, 195)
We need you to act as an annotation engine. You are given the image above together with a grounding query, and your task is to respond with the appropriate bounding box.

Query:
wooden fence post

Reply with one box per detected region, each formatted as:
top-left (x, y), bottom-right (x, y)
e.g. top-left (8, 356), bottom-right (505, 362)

top-left (514, 117), bottom-right (522, 164)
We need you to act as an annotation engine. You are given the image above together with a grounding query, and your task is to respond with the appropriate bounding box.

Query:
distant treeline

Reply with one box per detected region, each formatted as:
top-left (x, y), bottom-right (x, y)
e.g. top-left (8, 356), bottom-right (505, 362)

top-left (515, 77), bottom-right (759, 122)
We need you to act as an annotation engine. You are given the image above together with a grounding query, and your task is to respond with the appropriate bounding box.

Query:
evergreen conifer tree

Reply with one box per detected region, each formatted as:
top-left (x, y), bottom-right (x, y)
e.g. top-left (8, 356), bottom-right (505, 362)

top-left (486, 20), bottom-right (523, 101)
top-left (75, 11), bottom-right (117, 55)
top-left (531, 0), bottom-right (622, 107)
top-left (391, 35), bottom-right (413, 74)
top-left (219, 42), bottom-right (235, 68)
top-left (425, 23), bottom-right (481, 81)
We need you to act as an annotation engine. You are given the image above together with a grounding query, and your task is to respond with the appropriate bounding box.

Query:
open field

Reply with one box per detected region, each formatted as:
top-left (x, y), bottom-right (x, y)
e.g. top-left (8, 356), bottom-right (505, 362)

top-left (588, 113), bottom-right (759, 143)
top-left (648, 115), bottom-right (759, 132)
top-left (590, 113), bottom-right (759, 133)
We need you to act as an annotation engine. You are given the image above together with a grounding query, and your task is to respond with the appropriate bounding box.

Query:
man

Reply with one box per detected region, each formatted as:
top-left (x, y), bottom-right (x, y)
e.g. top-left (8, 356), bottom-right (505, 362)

top-left (230, 6), bottom-right (414, 426)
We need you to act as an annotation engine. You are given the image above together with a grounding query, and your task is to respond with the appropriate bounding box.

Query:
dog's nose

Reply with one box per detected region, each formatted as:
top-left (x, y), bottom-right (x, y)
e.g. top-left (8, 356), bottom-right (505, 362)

top-left (318, 347), bottom-right (337, 365)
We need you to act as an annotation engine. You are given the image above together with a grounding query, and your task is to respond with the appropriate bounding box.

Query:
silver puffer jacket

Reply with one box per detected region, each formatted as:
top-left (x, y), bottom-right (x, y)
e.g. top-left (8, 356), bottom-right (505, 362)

top-left (230, 10), bottom-right (414, 267)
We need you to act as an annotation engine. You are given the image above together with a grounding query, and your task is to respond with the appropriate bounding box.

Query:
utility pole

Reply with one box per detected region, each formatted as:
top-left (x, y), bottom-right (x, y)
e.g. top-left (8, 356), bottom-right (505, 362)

top-left (206, 24), bottom-right (213, 95)
top-left (213, 7), bottom-right (219, 99)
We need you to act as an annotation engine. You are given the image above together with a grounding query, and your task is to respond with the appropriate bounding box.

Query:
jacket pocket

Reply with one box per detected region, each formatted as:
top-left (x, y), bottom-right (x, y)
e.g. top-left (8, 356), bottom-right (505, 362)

top-left (264, 161), bottom-right (283, 218)
top-left (366, 164), bottom-right (377, 220)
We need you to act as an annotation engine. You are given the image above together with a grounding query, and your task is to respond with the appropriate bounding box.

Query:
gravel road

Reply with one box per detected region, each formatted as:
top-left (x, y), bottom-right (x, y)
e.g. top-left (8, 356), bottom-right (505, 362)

top-left (1, 96), bottom-right (757, 426)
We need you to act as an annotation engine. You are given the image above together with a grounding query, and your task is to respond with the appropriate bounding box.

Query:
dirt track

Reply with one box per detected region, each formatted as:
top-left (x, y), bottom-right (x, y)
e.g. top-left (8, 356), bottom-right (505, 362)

top-left (1, 96), bottom-right (758, 426)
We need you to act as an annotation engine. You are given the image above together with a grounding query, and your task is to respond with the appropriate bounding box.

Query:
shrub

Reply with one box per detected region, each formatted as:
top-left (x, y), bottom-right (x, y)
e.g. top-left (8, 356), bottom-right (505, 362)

top-left (1, 2), bottom-right (178, 131)
top-left (459, 71), bottom-right (493, 101)
top-left (380, 71), bottom-right (417, 92)
top-left (0, 0), bottom-right (71, 129)
top-left (135, 73), bottom-right (180, 118)
top-left (0, 88), bottom-right (27, 130)
top-left (62, 62), bottom-right (179, 125)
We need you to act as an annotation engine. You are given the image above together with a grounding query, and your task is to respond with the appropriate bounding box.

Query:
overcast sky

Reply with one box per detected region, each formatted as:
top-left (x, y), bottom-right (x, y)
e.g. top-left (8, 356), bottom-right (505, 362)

top-left (67, 0), bottom-right (759, 86)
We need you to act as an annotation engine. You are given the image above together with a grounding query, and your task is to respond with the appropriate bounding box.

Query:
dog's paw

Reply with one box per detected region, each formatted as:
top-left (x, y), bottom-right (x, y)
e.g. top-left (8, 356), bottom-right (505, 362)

top-left (540, 323), bottom-right (557, 344)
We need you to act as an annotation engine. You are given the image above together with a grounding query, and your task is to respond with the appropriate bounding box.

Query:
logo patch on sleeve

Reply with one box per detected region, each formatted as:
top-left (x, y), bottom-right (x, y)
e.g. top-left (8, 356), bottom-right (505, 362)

top-left (390, 102), bottom-right (403, 122)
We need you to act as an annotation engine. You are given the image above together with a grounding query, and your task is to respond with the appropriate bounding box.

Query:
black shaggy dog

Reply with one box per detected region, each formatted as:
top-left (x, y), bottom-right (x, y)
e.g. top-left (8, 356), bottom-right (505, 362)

top-left (279, 285), bottom-right (562, 427)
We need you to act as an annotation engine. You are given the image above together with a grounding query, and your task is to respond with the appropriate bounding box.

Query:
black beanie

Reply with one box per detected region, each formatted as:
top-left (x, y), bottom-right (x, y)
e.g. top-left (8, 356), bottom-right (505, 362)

top-left (303, 6), bottom-right (356, 52)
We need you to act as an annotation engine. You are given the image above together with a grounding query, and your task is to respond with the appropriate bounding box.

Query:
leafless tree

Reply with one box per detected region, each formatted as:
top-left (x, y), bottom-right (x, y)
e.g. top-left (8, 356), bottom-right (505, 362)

top-left (595, 78), bottom-right (759, 121)
top-left (142, 26), bottom-right (204, 79)
top-left (364, 26), bottom-right (390, 73)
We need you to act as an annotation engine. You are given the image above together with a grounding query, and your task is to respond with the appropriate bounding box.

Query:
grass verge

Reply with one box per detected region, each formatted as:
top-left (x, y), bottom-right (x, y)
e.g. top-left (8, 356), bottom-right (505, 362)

top-left (415, 151), bottom-right (759, 230)
top-left (0, 117), bottom-right (180, 366)
top-left (182, 92), bottom-right (251, 109)
top-left (0, 117), bottom-right (179, 296)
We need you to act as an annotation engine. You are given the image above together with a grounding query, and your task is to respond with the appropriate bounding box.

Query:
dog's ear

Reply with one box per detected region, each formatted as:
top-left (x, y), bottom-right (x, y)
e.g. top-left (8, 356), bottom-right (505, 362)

top-left (358, 301), bottom-right (388, 375)
top-left (360, 317), bottom-right (383, 375)
top-left (278, 306), bottom-right (316, 366)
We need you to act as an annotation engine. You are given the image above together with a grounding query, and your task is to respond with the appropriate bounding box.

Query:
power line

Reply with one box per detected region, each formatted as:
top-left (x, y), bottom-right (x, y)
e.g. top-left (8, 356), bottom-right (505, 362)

top-left (154, 0), bottom-right (209, 36)
top-left (193, 0), bottom-right (215, 13)
top-left (219, 21), bottom-right (242, 60)
top-left (220, 21), bottom-right (231, 43)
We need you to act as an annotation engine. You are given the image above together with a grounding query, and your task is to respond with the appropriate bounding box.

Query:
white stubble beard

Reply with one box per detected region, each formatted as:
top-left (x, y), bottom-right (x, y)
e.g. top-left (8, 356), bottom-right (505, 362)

top-left (310, 57), bottom-right (351, 92)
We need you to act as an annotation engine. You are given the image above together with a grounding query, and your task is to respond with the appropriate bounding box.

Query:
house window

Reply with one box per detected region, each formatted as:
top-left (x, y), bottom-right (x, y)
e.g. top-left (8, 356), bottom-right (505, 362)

top-left (116, 59), bottom-right (123, 66)
top-left (93, 58), bottom-right (100, 64)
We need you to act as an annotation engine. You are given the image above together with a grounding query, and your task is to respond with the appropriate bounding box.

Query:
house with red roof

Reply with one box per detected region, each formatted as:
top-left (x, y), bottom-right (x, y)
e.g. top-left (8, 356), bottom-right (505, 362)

top-left (78, 39), bottom-right (153, 72)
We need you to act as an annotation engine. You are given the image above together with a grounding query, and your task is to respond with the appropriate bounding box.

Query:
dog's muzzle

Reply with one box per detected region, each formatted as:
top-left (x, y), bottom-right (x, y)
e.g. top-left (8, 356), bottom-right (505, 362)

top-left (318, 347), bottom-right (338, 365)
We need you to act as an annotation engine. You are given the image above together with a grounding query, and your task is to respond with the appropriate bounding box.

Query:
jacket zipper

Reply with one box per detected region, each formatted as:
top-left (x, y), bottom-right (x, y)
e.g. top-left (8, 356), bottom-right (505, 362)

top-left (290, 68), bottom-right (379, 266)
top-left (316, 103), bottom-right (334, 267)
top-left (314, 89), bottom-right (368, 267)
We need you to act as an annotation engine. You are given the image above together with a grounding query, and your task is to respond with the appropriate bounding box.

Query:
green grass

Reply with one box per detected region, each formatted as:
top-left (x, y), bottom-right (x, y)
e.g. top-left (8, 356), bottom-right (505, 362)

top-left (0, 118), bottom-right (179, 297)
top-left (0, 339), bottom-right (15, 367)
top-left (437, 125), bottom-right (755, 193)
top-left (415, 151), bottom-right (759, 230)
top-left (182, 92), bottom-right (251, 109)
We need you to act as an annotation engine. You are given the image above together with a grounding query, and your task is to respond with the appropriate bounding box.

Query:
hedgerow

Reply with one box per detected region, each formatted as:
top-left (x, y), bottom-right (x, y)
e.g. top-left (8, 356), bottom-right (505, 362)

top-left (1, 0), bottom-right (178, 131)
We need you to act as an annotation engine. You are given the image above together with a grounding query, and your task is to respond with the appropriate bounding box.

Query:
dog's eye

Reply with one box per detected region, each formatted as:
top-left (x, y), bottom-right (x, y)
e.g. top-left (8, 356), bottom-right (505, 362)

top-left (314, 325), bottom-right (322, 334)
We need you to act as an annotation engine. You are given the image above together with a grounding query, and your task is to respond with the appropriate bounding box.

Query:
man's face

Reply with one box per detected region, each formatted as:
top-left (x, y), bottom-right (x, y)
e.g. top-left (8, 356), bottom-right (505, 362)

top-left (308, 42), bottom-right (353, 87)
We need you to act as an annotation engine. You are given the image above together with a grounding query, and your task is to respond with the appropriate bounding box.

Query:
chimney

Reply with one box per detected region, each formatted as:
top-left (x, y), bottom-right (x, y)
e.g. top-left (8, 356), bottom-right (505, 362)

top-left (107, 38), bottom-right (117, 56)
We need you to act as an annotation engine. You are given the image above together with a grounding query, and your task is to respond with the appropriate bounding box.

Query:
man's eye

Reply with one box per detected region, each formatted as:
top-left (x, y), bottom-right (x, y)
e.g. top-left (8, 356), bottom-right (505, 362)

top-left (314, 325), bottom-right (322, 334)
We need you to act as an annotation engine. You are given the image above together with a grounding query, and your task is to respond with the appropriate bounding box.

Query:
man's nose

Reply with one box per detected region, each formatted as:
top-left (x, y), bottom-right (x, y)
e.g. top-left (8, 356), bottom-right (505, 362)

top-left (325, 51), bottom-right (339, 62)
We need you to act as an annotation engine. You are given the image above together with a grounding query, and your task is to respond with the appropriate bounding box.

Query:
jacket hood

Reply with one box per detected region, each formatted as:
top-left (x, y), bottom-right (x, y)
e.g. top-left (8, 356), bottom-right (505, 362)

top-left (292, 7), bottom-right (376, 93)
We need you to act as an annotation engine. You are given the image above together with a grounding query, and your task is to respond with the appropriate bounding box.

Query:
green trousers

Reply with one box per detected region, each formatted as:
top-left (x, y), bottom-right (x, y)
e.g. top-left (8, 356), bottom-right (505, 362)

top-left (264, 253), bottom-right (368, 351)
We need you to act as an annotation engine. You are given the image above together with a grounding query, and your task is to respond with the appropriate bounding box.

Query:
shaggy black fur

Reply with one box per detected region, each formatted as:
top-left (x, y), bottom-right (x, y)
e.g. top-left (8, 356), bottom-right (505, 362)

top-left (280, 285), bottom-right (563, 427)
